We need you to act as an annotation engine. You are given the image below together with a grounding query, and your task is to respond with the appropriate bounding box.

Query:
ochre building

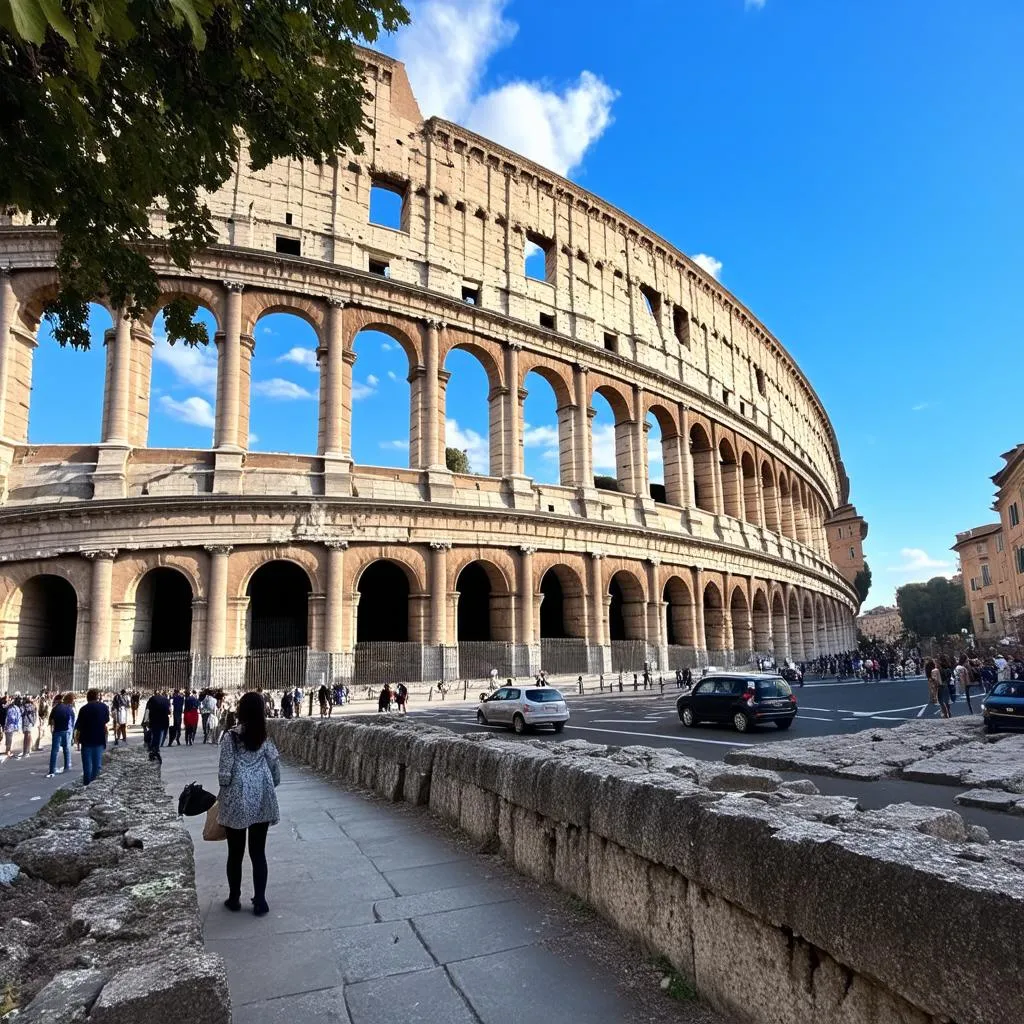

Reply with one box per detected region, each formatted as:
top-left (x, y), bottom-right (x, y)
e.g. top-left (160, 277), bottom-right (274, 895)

top-left (0, 49), bottom-right (864, 691)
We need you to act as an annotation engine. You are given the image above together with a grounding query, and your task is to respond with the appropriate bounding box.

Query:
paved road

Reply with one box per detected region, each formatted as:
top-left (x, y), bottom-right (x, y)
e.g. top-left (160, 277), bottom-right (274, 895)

top-left (409, 677), bottom-right (1024, 841)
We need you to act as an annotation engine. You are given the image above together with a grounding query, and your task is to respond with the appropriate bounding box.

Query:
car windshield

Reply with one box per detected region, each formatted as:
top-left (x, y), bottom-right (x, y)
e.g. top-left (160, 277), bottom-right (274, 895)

top-left (755, 678), bottom-right (792, 697)
top-left (992, 682), bottom-right (1024, 698)
top-left (525, 689), bottom-right (564, 702)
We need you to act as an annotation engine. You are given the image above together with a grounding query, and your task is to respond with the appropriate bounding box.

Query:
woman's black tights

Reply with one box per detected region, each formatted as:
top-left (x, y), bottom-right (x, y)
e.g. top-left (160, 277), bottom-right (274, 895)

top-left (225, 823), bottom-right (270, 904)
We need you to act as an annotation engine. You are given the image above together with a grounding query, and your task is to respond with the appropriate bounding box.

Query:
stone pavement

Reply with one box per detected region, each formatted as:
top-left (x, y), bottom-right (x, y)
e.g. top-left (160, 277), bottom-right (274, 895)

top-left (160, 744), bottom-right (725, 1024)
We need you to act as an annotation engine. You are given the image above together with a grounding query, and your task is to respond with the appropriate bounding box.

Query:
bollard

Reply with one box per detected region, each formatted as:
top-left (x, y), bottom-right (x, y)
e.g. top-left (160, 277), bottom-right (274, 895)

top-left (633, 673), bottom-right (638, 691)
top-left (659, 676), bottom-right (664, 694)
top-left (428, 687), bottom-right (433, 702)
top-left (463, 679), bottom-right (469, 700)
top-left (618, 674), bottom-right (623, 692)
top-left (578, 674), bottom-right (583, 695)
top-left (599, 673), bottom-right (604, 692)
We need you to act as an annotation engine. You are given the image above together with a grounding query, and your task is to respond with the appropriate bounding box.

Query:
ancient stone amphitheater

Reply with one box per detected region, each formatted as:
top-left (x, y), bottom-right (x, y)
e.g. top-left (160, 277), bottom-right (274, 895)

top-left (0, 48), bottom-right (866, 694)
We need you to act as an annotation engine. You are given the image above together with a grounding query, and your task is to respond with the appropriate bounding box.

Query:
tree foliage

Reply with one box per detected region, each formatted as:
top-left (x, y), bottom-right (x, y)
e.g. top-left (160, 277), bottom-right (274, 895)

top-left (896, 576), bottom-right (970, 639)
top-left (445, 447), bottom-right (470, 474)
top-left (853, 562), bottom-right (872, 606)
top-left (0, 0), bottom-right (408, 348)
top-left (593, 474), bottom-right (619, 492)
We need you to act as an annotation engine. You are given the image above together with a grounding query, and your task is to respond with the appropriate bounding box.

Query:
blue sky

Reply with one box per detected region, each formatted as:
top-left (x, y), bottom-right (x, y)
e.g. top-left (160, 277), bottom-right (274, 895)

top-left (29, 1), bottom-right (1023, 606)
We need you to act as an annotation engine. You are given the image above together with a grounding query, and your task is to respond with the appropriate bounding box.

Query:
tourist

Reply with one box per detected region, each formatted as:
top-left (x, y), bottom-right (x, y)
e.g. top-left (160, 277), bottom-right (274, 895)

top-left (112, 689), bottom-right (130, 745)
top-left (201, 690), bottom-right (217, 742)
top-left (145, 689), bottom-right (171, 763)
top-left (930, 658), bottom-right (952, 719)
top-left (280, 688), bottom-right (294, 719)
top-left (318, 681), bottom-right (330, 717)
top-left (4, 697), bottom-right (22, 758)
top-left (46, 694), bottom-right (76, 776)
top-left (20, 696), bottom-right (37, 758)
top-left (74, 688), bottom-right (110, 785)
top-left (954, 656), bottom-right (974, 713)
top-left (292, 685), bottom-right (303, 717)
top-left (218, 691), bottom-right (280, 917)
top-left (183, 690), bottom-right (200, 745)
top-left (169, 687), bottom-right (185, 745)
top-left (377, 684), bottom-right (391, 713)
top-left (130, 689), bottom-right (140, 725)
top-left (35, 691), bottom-right (51, 751)
top-left (395, 682), bottom-right (408, 713)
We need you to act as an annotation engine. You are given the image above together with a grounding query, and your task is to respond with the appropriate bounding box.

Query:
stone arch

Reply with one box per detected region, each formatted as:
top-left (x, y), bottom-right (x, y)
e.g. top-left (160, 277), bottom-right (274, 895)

top-left (778, 469), bottom-right (797, 540)
top-left (454, 557), bottom-right (513, 643)
top-left (703, 580), bottom-right (726, 653)
top-left (801, 593), bottom-right (816, 659)
top-left (355, 558), bottom-right (414, 643)
top-left (729, 585), bottom-right (751, 657)
top-left (344, 308), bottom-right (423, 367)
top-left (537, 562), bottom-right (586, 640)
top-left (794, 478), bottom-right (810, 546)
top-left (645, 402), bottom-right (681, 504)
top-left (2, 573), bottom-right (79, 659)
top-left (130, 566), bottom-right (194, 655)
top-left (119, 552), bottom-right (204, 605)
top-left (787, 589), bottom-right (803, 660)
top-left (592, 380), bottom-right (635, 493)
top-left (770, 589), bottom-right (788, 660)
top-left (521, 364), bottom-right (573, 486)
top-left (663, 574), bottom-right (696, 649)
top-left (144, 279), bottom-right (224, 332)
top-left (246, 559), bottom-right (313, 649)
top-left (689, 422), bottom-right (716, 514)
top-left (607, 568), bottom-right (645, 641)
top-left (234, 546), bottom-right (324, 600)
top-left (442, 335), bottom-right (504, 477)
top-left (815, 596), bottom-right (829, 655)
top-left (751, 588), bottom-right (771, 653)
top-left (243, 291), bottom-right (326, 340)
top-left (761, 460), bottom-right (781, 533)
top-left (741, 451), bottom-right (760, 525)
top-left (717, 436), bottom-right (742, 519)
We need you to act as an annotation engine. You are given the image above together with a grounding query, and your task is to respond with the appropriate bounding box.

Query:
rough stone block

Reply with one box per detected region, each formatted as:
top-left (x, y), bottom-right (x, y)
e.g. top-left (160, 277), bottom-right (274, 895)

top-left (18, 968), bottom-right (107, 1024)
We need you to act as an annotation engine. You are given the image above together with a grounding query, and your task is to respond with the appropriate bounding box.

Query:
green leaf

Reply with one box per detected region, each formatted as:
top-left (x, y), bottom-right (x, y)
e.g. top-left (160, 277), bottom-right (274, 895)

top-left (38, 0), bottom-right (76, 46)
top-left (168, 0), bottom-right (207, 49)
top-left (7, 0), bottom-right (48, 44)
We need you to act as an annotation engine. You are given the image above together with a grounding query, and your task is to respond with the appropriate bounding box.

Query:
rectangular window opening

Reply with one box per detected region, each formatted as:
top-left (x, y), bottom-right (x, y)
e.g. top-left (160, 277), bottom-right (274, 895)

top-left (639, 284), bottom-right (661, 320)
top-left (1010, 503), bottom-right (1021, 528)
top-left (525, 231), bottom-right (554, 283)
top-left (369, 179), bottom-right (408, 231)
top-left (462, 282), bottom-right (481, 305)
top-left (722, 387), bottom-right (731, 405)
top-left (982, 564), bottom-right (992, 586)
top-left (997, 534), bottom-right (1005, 552)
top-left (987, 603), bottom-right (997, 624)
top-left (673, 305), bottom-right (690, 347)
top-left (740, 401), bottom-right (747, 417)
top-left (604, 332), bottom-right (618, 353)
top-left (755, 367), bottom-right (767, 397)
top-left (368, 257), bottom-right (390, 278)
top-left (275, 235), bottom-right (301, 257)
top-left (849, 547), bottom-right (855, 560)
top-left (285, 212), bottom-right (293, 226)
top-left (539, 312), bottom-right (556, 330)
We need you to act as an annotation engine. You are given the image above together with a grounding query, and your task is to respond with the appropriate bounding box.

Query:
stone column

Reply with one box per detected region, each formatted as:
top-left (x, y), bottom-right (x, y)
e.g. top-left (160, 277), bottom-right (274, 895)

top-left (85, 549), bottom-right (117, 661)
top-left (588, 553), bottom-right (605, 647)
top-left (678, 406), bottom-right (696, 508)
top-left (573, 364), bottom-right (592, 488)
top-left (429, 541), bottom-right (451, 644)
top-left (324, 541), bottom-right (348, 652)
top-left (423, 320), bottom-right (444, 469)
top-left (632, 386), bottom-right (647, 496)
top-left (0, 270), bottom-right (15, 438)
top-left (127, 322), bottom-right (154, 447)
top-left (205, 545), bottom-right (232, 657)
top-left (102, 313), bottom-right (133, 444)
top-left (692, 567), bottom-right (706, 661)
top-left (645, 558), bottom-right (665, 667)
top-left (505, 342), bottom-right (524, 477)
top-left (518, 546), bottom-right (535, 644)
top-left (319, 300), bottom-right (345, 455)
top-left (215, 282), bottom-right (244, 449)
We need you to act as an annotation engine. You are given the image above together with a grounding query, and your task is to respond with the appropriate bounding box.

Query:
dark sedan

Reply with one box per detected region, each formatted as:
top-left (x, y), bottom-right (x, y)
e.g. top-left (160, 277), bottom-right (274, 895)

top-left (677, 672), bottom-right (798, 733)
top-left (981, 681), bottom-right (1024, 733)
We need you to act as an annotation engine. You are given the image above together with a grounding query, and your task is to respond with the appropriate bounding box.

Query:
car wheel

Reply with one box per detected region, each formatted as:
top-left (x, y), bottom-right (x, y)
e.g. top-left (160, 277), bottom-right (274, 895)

top-left (775, 718), bottom-right (793, 730)
top-left (476, 710), bottom-right (486, 725)
top-left (552, 721), bottom-right (565, 733)
top-left (732, 711), bottom-right (752, 733)
top-left (681, 707), bottom-right (696, 728)
top-left (513, 714), bottom-right (526, 735)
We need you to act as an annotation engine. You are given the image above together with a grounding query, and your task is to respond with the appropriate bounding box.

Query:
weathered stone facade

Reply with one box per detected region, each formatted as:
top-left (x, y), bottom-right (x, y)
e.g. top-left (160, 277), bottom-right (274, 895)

top-left (0, 48), bottom-right (862, 687)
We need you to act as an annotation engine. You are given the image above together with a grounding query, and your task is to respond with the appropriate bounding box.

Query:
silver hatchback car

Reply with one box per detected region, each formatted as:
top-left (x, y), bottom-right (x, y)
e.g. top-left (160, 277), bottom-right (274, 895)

top-left (477, 686), bottom-right (570, 734)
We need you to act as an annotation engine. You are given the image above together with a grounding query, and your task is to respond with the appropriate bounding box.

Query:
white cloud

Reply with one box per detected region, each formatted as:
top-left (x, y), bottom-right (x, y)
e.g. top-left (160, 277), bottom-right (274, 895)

top-left (911, 402), bottom-right (929, 412)
top-left (353, 378), bottom-right (378, 401)
top-left (251, 378), bottom-right (316, 401)
top-left (387, 370), bottom-right (399, 381)
top-left (886, 548), bottom-right (953, 573)
top-left (692, 253), bottom-right (723, 280)
top-left (248, 433), bottom-right (259, 445)
top-left (277, 347), bottom-right (318, 372)
top-left (395, 1), bottom-right (616, 175)
top-left (445, 417), bottom-right (488, 470)
top-left (366, 373), bottom-right (379, 387)
top-left (592, 422), bottom-right (617, 475)
top-left (381, 341), bottom-right (393, 352)
top-left (158, 395), bottom-right (215, 429)
top-left (379, 439), bottom-right (410, 450)
top-left (745, 0), bottom-right (767, 9)
top-left (524, 423), bottom-right (558, 449)
top-left (153, 338), bottom-right (218, 394)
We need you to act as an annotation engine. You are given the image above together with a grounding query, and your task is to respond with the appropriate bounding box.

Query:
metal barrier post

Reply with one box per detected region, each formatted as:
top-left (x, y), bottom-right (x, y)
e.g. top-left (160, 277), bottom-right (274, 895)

top-left (618, 673), bottom-right (623, 692)
top-left (633, 673), bottom-right (638, 690)
top-left (599, 673), bottom-right (604, 692)
top-left (577, 674), bottom-right (583, 695)
top-left (659, 676), bottom-right (664, 694)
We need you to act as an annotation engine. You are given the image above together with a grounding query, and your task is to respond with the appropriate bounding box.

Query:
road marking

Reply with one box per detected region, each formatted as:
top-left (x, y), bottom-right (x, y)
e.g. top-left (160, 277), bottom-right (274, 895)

top-left (797, 715), bottom-right (834, 722)
top-left (850, 705), bottom-right (928, 717)
top-left (798, 706), bottom-right (840, 713)
top-left (565, 725), bottom-right (753, 748)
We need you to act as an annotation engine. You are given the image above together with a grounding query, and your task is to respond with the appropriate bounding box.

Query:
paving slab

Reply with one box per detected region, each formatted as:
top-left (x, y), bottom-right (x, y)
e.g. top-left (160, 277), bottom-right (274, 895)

top-left (346, 967), bottom-right (477, 1024)
top-left (233, 986), bottom-right (352, 1024)
top-left (373, 881), bottom-right (515, 922)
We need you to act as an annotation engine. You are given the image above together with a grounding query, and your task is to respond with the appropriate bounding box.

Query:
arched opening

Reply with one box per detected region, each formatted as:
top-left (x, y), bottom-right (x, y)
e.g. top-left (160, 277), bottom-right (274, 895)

top-left (248, 312), bottom-right (320, 453)
top-left (133, 568), bottom-right (193, 653)
top-left (761, 462), bottom-right (781, 534)
top-left (522, 369), bottom-right (571, 485)
top-left (149, 304), bottom-right (219, 449)
top-left (779, 472), bottom-right (796, 540)
top-left (801, 595), bottom-right (816, 659)
top-left (442, 347), bottom-right (496, 475)
top-left (664, 576), bottom-right (696, 669)
top-left (29, 303), bottom-right (112, 445)
top-left (689, 423), bottom-right (716, 513)
top-left (539, 565), bottom-right (587, 674)
top-left (771, 592), bottom-right (788, 661)
top-left (592, 387), bottom-right (632, 492)
top-left (11, 575), bottom-right (78, 657)
top-left (456, 562), bottom-right (492, 641)
top-left (703, 582), bottom-right (726, 655)
top-left (752, 590), bottom-right (771, 654)
top-left (456, 560), bottom-right (514, 678)
top-left (730, 588), bottom-right (751, 661)
top-left (647, 405), bottom-right (680, 504)
top-left (741, 452), bottom-right (760, 525)
top-left (718, 438), bottom-right (742, 519)
top-left (608, 569), bottom-right (645, 671)
top-left (246, 561), bottom-right (311, 649)
top-left (352, 328), bottom-right (413, 469)
top-left (788, 592), bottom-right (803, 660)
top-left (356, 560), bottom-right (410, 643)
top-left (816, 600), bottom-right (829, 656)
top-left (794, 479), bottom-right (810, 545)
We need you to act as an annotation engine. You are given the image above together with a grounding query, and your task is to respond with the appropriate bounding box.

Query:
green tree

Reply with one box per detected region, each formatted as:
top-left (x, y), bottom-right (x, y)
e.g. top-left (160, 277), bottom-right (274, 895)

top-left (445, 447), bottom-right (470, 474)
top-left (0, 0), bottom-right (408, 348)
top-left (853, 562), bottom-right (872, 606)
top-left (896, 576), bottom-right (970, 638)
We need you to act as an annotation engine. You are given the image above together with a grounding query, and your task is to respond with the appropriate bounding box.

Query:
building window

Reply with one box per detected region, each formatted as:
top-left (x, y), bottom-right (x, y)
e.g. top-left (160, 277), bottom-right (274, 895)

top-left (604, 332), bottom-right (618, 353)
top-left (525, 232), bottom-right (554, 282)
top-left (369, 180), bottom-right (407, 231)
top-left (849, 547), bottom-right (855, 560)
top-left (639, 284), bottom-right (661, 320)
top-left (285, 212), bottom-right (293, 226)
top-left (970, 577), bottom-right (977, 591)
top-left (986, 602), bottom-right (996, 624)
top-left (836, 528), bottom-right (843, 540)
top-left (1016, 547), bottom-right (1024, 574)
top-left (976, 542), bottom-right (987, 554)
top-left (539, 312), bottom-right (556, 330)
top-left (1010, 503), bottom-right (1021, 528)
top-left (982, 564), bottom-right (992, 587)
top-left (461, 282), bottom-right (480, 305)
top-left (368, 257), bottom-right (390, 278)
top-left (275, 235), bottom-right (301, 256)
top-left (755, 367), bottom-right (767, 397)
top-left (997, 533), bottom-right (1005, 552)
top-left (673, 305), bottom-right (690, 347)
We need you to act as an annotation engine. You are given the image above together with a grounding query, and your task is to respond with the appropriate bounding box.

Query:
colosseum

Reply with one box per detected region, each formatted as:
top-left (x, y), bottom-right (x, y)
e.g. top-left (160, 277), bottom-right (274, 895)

top-left (0, 48), bottom-right (866, 695)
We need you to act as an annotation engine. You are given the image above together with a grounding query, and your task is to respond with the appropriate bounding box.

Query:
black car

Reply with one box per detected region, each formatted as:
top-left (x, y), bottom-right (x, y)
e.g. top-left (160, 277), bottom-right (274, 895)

top-left (981, 681), bottom-right (1024, 733)
top-left (677, 672), bottom-right (797, 733)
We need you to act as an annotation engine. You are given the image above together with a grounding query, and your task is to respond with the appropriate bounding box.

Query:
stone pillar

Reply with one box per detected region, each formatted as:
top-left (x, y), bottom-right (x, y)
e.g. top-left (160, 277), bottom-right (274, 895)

top-left (518, 546), bottom-right (535, 644)
top-left (645, 558), bottom-right (665, 667)
top-left (0, 270), bottom-right (13, 438)
top-left (429, 541), bottom-right (450, 644)
top-left (215, 282), bottom-right (244, 449)
top-left (679, 406), bottom-right (696, 508)
top-left (573, 364), bottom-right (592, 488)
top-left (205, 545), bottom-right (232, 657)
top-left (102, 313), bottom-right (133, 444)
top-left (588, 553), bottom-right (605, 647)
top-left (85, 549), bottom-right (117, 662)
top-left (692, 567), bottom-right (706, 662)
top-left (319, 300), bottom-right (345, 455)
top-left (505, 342), bottom-right (524, 477)
top-left (127, 322), bottom-right (154, 447)
top-left (423, 320), bottom-right (443, 469)
top-left (324, 541), bottom-right (348, 652)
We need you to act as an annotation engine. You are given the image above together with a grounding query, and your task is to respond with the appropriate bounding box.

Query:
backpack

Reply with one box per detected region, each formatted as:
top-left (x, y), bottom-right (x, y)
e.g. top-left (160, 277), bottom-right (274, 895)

top-left (177, 781), bottom-right (217, 818)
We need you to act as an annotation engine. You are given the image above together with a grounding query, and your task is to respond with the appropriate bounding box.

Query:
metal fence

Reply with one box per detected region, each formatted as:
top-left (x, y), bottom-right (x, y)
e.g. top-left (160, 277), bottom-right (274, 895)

top-left (665, 645), bottom-right (701, 670)
top-left (609, 639), bottom-right (650, 672)
top-left (353, 642), bottom-right (437, 687)
top-left (2, 655), bottom-right (75, 694)
top-left (538, 638), bottom-right (589, 675)
top-left (456, 641), bottom-right (515, 681)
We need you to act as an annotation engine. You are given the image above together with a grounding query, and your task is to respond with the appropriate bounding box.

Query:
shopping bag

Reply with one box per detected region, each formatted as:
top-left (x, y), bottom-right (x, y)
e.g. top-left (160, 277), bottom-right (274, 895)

top-left (202, 803), bottom-right (227, 842)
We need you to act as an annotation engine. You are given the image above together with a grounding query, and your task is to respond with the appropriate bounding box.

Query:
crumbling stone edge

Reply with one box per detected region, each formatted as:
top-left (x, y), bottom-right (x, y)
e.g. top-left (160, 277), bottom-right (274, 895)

top-left (1, 747), bottom-right (231, 1024)
top-left (268, 716), bottom-right (1024, 1024)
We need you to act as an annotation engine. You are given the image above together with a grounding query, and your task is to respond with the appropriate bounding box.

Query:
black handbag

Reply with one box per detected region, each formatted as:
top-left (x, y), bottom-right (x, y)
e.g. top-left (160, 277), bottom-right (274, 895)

top-left (177, 781), bottom-right (217, 817)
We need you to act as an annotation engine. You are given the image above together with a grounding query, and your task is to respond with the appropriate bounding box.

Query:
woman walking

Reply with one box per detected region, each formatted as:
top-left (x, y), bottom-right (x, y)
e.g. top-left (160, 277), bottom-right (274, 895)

top-left (926, 659), bottom-right (951, 719)
top-left (217, 692), bottom-right (280, 917)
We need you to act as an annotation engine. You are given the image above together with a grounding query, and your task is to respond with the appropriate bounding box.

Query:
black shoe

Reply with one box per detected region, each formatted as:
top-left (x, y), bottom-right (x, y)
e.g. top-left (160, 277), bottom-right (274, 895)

top-left (252, 900), bottom-right (270, 917)
top-left (224, 897), bottom-right (241, 912)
